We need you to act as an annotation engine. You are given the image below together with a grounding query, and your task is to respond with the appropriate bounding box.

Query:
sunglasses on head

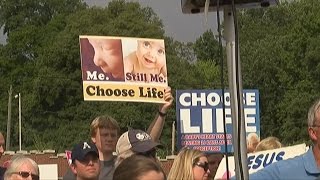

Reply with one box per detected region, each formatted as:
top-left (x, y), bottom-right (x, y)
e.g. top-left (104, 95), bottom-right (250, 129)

top-left (12, 171), bottom-right (39, 180)
top-left (194, 161), bottom-right (209, 172)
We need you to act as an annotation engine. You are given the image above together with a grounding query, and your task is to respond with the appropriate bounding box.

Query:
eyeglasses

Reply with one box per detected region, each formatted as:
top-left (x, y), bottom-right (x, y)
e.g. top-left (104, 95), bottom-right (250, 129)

top-left (194, 161), bottom-right (209, 172)
top-left (12, 171), bottom-right (39, 180)
top-left (137, 149), bottom-right (156, 158)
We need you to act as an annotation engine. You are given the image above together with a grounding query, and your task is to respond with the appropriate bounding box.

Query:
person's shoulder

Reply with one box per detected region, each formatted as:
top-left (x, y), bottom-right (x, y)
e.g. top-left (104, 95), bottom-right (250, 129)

top-left (62, 168), bottom-right (76, 180)
top-left (0, 167), bottom-right (5, 172)
top-left (275, 151), bottom-right (305, 168)
top-left (249, 153), bottom-right (306, 180)
top-left (0, 167), bottom-right (5, 176)
top-left (124, 52), bottom-right (136, 72)
top-left (125, 52), bottom-right (137, 62)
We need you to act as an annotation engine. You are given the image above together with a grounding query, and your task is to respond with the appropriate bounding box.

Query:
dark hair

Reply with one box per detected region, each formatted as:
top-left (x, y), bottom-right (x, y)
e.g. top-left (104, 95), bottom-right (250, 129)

top-left (113, 155), bottom-right (166, 180)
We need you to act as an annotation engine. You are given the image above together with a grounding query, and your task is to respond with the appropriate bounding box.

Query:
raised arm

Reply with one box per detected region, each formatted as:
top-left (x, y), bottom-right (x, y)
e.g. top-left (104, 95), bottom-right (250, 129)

top-left (147, 86), bottom-right (173, 141)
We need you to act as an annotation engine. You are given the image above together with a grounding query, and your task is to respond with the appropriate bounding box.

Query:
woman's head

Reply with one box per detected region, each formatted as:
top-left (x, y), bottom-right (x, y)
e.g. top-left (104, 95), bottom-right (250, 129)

top-left (113, 155), bottom-right (166, 180)
top-left (4, 156), bottom-right (39, 180)
top-left (247, 132), bottom-right (260, 153)
top-left (168, 148), bottom-right (210, 180)
top-left (255, 136), bottom-right (282, 152)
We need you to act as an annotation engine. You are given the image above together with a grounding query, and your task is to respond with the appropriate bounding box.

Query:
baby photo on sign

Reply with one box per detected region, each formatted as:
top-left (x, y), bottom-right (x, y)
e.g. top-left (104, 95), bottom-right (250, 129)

top-left (80, 36), bottom-right (168, 103)
top-left (122, 38), bottom-right (167, 84)
top-left (80, 37), bottom-right (125, 82)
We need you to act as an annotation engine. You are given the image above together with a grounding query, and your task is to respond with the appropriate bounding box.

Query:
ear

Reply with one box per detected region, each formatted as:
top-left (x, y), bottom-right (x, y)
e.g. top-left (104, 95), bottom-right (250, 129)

top-left (70, 164), bottom-right (77, 175)
top-left (91, 136), bottom-right (96, 144)
top-left (308, 127), bottom-right (317, 141)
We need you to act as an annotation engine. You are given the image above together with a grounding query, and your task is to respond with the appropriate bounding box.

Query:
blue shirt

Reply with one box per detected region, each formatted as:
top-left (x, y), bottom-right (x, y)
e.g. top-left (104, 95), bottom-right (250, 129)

top-left (248, 147), bottom-right (320, 180)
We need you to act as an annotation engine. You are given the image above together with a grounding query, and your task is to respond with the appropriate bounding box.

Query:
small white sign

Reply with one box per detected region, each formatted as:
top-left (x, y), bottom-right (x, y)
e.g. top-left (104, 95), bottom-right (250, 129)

top-left (39, 164), bottom-right (58, 180)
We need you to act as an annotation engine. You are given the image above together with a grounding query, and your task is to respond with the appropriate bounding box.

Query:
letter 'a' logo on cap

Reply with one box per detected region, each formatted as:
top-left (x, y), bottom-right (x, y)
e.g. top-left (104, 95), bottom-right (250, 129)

top-left (83, 142), bottom-right (91, 150)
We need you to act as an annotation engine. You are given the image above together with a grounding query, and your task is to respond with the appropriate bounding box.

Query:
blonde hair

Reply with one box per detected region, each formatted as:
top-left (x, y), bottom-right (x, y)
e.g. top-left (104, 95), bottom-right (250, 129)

top-left (255, 136), bottom-right (282, 152)
top-left (168, 148), bottom-right (206, 180)
top-left (247, 132), bottom-right (260, 153)
top-left (90, 115), bottom-right (120, 137)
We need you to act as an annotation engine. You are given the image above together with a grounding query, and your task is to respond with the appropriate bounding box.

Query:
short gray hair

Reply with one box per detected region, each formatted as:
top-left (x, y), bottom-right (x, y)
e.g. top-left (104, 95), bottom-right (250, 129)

top-left (308, 99), bottom-right (320, 127)
top-left (4, 155), bottom-right (39, 179)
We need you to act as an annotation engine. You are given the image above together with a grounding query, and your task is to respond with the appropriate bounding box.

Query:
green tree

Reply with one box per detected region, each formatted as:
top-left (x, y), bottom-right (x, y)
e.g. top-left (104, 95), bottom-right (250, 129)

top-left (0, 0), bottom-right (194, 152)
top-left (193, 29), bottom-right (220, 64)
top-left (239, 0), bottom-right (320, 145)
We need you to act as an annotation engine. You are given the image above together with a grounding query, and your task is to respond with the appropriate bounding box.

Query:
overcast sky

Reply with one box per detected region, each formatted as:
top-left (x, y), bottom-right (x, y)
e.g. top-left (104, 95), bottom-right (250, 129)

top-left (0, 0), bottom-right (219, 44)
top-left (86, 0), bottom-right (219, 42)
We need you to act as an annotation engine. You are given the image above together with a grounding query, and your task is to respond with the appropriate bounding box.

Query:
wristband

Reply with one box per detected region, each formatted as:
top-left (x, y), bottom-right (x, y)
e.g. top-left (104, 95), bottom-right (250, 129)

top-left (158, 111), bottom-right (167, 117)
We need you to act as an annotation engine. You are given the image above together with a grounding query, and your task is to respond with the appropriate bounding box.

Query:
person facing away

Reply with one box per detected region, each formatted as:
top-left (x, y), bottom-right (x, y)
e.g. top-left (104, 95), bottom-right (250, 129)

top-left (4, 156), bottom-right (39, 180)
top-left (115, 129), bottom-right (162, 167)
top-left (70, 141), bottom-right (100, 180)
top-left (245, 98), bottom-right (320, 179)
top-left (206, 153), bottom-right (224, 180)
top-left (113, 155), bottom-right (166, 180)
top-left (254, 136), bottom-right (282, 152)
top-left (168, 148), bottom-right (210, 180)
top-left (124, 40), bottom-right (167, 83)
top-left (0, 132), bottom-right (6, 180)
top-left (63, 86), bottom-right (173, 180)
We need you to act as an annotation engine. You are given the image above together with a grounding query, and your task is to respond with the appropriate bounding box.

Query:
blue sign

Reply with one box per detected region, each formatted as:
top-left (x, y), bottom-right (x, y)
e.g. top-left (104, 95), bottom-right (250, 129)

top-left (176, 89), bottom-right (260, 153)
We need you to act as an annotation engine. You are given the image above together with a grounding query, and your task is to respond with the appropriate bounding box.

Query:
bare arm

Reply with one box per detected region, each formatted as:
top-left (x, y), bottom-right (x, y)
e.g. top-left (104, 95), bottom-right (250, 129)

top-left (147, 86), bottom-right (173, 141)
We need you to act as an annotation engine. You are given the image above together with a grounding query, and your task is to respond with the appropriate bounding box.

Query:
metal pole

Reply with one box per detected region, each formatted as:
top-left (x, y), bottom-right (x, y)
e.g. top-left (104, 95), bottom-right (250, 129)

top-left (6, 86), bottom-right (12, 151)
top-left (18, 93), bottom-right (21, 151)
top-left (171, 121), bottom-right (175, 155)
top-left (224, 7), bottom-right (248, 180)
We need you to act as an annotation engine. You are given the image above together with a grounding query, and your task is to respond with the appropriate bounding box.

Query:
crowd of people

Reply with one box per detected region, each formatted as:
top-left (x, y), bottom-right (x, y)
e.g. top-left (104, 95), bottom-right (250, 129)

top-left (1, 95), bottom-right (320, 180)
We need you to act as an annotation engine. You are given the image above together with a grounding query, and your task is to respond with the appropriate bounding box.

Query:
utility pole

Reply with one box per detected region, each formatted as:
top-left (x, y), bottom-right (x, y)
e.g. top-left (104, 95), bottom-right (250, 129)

top-left (171, 121), bottom-right (175, 155)
top-left (15, 93), bottom-right (22, 151)
top-left (6, 86), bottom-right (12, 151)
top-left (17, 93), bottom-right (21, 151)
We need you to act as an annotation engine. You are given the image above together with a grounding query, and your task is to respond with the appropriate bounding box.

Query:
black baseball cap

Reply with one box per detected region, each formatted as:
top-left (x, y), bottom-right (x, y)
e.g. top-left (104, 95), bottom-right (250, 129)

top-left (71, 141), bottom-right (99, 162)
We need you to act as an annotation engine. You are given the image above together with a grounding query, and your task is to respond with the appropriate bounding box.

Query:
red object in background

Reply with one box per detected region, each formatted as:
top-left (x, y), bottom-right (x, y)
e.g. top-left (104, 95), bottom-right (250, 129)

top-left (65, 150), bottom-right (72, 165)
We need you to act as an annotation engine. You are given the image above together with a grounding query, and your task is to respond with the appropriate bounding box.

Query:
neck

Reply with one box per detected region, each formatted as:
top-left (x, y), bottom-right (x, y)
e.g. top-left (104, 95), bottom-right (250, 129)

top-left (99, 151), bottom-right (114, 161)
top-left (77, 177), bottom-right (96, 180)
top-left (312, 145), bottom-right (320, 167)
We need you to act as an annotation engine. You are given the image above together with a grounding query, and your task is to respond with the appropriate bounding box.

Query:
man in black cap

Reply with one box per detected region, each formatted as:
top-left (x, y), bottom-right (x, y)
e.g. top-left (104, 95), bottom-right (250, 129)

top-left (70, 141), bottom-right (100, 180)
top-left (115, 129), bottom-right (162, 166)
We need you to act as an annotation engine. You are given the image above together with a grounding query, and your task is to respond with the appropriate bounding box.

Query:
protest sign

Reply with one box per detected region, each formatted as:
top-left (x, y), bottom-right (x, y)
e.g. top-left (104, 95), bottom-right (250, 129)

top-left (176, 89), bottom-right (260, 153)
top-left (79, 36), bottom-right (168, 103)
